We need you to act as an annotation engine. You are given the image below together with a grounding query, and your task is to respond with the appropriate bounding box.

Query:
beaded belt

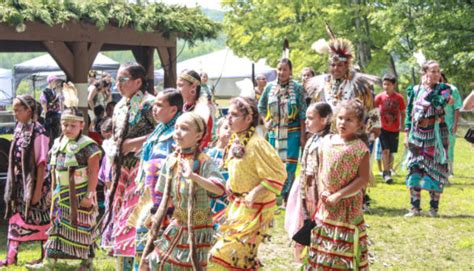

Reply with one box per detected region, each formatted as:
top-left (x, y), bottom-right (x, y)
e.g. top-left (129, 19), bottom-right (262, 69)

top-left (172, 207), bottom-right (210, 225)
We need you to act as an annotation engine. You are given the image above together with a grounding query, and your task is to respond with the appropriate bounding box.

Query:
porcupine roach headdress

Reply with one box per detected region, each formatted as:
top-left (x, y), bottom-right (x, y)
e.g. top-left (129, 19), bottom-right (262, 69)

top-left (61, 82), bottom-right (84, 122)
top-left (312, 37), bottom-right (354, 65)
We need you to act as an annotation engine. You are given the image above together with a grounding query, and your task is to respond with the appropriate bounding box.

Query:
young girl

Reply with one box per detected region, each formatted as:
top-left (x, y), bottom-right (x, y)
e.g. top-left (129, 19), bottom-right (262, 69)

top-left (2, 95), bottom-right (50, 267)
top-left (307, 99), bottom-right (370, 270)
top-left (36, 83), bottom-right (102, 271)
top-left (139, 112), bottom-right (225, 270)
top-left (206, 117), bottom-right (232, 221)
top-left (128, 89), bottom-right (183, 269)
top-left (284, 102), bottom-right (332, 263)
top-left (209, 97), bottom-right (287, 270)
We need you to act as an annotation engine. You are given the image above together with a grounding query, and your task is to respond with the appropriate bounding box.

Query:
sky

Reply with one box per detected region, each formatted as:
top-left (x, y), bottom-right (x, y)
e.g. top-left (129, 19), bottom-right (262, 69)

top-left (157, 0), bottom-right (222, 10)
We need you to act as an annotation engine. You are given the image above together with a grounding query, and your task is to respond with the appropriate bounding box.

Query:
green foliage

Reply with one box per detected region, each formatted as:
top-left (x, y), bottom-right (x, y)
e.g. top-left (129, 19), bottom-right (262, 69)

top-left (0, 0), bottom-right (220, 43)
top-left (223, 0), bottom-right (473, 96)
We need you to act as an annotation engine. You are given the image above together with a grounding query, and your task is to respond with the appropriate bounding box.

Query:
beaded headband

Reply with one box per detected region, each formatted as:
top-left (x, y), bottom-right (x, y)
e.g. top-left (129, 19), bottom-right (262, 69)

top-left (179, 73), bottom-right (200, 86)
top-left (15, 96), bottom-right (32, 111)
top-left (188, 112), bottom-right (206, 133)
top-left (61, 113), bottom-right (84, 122)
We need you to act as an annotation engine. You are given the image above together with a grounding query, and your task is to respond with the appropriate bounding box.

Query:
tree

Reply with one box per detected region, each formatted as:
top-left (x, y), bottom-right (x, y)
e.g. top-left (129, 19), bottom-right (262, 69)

top-left (223, 1), bottom-right (474, 94)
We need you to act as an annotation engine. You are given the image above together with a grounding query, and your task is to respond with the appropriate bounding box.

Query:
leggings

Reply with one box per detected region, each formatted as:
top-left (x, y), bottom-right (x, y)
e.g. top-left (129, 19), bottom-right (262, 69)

top-left (409, 187), bottom-right (441, 210)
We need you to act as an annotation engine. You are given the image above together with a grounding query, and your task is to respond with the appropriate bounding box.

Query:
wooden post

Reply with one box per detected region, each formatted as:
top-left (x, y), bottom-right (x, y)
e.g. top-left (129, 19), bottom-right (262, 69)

top-left (157, 46), bottom-right (177, 88)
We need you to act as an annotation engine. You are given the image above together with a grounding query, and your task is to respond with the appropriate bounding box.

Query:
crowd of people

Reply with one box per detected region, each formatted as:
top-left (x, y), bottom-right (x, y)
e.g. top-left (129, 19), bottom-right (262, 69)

top-left (3, 36), bottom-right (471, 271)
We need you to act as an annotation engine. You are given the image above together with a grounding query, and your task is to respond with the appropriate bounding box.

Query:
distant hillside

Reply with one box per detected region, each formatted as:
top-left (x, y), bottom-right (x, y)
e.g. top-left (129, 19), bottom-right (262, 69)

top-left (0, 8), bottom-right (226, 69)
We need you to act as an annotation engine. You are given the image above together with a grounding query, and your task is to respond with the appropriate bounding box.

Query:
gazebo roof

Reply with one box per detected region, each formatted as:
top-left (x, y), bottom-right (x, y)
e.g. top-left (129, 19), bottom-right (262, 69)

top-left (0, 1), bottom-right (219, 43)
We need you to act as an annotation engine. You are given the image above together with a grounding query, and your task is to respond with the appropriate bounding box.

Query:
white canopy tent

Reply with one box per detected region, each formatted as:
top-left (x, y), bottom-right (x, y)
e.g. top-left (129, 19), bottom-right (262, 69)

top-left (156, 48), bottom-right (276, 97)
top-left (0, 68), bottom-right (13, 106)
top-left (13, 53), bottom-right (120, 91)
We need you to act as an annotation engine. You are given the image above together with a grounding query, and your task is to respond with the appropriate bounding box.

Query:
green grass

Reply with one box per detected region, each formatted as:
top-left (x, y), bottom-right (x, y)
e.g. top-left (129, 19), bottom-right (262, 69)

top-left (0, 133), bottom-right (473, 270)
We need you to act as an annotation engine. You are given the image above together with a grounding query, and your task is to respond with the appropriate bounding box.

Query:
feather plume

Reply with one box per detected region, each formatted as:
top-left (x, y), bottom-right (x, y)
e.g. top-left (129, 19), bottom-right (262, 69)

top-left (311, 38), bottom-right (330, 54)
top-left (413, 50), bottom-right (426, 67)
top-left (236, 78), bottom-right (255, 99)
top-left (62, 82), bottom-right (79, 109)
top-left (324, 21), bottom-right (336, 40)
top-left (193, 95), bottom-right (211, 124)
top-left (282, 38), bottom-right (290, 59)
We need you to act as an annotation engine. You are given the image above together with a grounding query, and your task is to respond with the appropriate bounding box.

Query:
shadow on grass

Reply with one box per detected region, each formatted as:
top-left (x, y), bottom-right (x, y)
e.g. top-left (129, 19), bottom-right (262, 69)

top-left (366, 206), bottom-right (407, 217)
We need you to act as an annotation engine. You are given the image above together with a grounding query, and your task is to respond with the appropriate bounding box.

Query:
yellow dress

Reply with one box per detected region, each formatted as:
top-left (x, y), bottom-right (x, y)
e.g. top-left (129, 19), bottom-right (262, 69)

top-left (209, 133), bottom-right (287, 270)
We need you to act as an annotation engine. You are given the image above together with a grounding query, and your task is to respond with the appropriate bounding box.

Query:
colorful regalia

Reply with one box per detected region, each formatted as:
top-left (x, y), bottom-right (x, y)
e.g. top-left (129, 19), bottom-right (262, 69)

top-left (46, 135), bottom-right (102, 260)
top-left (205, 146), bottom-right (229, 222)
top-left (145, 149), bottom-right (225, 270)
top-left (308, 135), bottom-right (369, 270)
top-left (258, 79), bottom-right (306, 200)
top-left (209, 132), bottom-right (287, 270)
top-left (284, 132), bottom-right (328, 249)
top-left (405, 83), bottom-right (451, 195)
top-left (4, 121), bottom-right (50, 260)
top-left (127, 113), bottom-right (179, 268)
top-left (103, 90), bottom-right (156, 261)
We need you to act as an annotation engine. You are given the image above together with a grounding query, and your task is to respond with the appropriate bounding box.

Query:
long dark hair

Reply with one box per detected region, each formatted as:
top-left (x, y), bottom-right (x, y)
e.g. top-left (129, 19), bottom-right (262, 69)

top-left (308, 102), bottom-right (333, 135)
top-left (230, 97), bottom-right (259, 127)
top-left (180, 70), bottom-right (201, 101)
top-left (121, 63), bottom-right (147, 91)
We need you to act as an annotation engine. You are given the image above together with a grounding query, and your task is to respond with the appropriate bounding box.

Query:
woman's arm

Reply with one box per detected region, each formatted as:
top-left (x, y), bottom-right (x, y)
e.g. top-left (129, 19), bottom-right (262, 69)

top-left (88, 88), bottom-right (97, 109)
top-left (325, 153), bottom-right (370, 204)
top-left (122, 134), bottom-right (151, 155)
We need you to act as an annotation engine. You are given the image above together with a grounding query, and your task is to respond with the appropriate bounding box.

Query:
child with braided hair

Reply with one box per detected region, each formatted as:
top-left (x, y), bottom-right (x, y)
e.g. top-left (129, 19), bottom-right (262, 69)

top-left (2, 95), bottom-right (50, 267)
top-left (139, 112), bottom-right (225, 271)
top-left (209, 97), bottom-right (287, 270)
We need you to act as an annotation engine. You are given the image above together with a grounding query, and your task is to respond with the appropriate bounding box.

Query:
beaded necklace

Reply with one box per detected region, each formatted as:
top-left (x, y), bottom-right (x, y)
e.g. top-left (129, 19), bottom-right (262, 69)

top-left (223, 126), bottom-right (255, 168)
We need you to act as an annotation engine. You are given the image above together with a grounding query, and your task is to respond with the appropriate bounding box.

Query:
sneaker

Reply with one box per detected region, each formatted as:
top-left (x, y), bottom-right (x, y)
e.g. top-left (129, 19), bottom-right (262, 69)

top-left (404, 209), bottom-right (421, 217)
top-left (428, 209), bottom-right (439, 217)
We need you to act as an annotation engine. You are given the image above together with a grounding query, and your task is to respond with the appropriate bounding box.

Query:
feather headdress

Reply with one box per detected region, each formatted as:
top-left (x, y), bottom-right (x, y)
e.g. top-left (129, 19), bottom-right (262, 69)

top-left (61, 82), bottom-right (83, 122)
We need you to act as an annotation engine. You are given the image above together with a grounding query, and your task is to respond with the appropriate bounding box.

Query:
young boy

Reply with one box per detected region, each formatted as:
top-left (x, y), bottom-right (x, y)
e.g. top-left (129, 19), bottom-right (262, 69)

top-left (375, 74), bottom-right (406, 184)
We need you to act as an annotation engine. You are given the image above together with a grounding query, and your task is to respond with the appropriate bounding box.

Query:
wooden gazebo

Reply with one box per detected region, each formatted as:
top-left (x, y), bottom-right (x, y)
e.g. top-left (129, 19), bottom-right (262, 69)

top-left (0, 1), bottom-right (218, 116)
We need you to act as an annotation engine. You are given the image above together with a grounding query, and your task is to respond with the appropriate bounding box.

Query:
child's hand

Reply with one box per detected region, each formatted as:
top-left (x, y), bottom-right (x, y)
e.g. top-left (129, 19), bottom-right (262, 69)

top-left (245, 190), bottom-right (257, 207)
top-left (320, 191), bottom-right (331, 204)
top-left (326, 193), bottom-right (341, 205)
top-left (180, 159), bottom-right (194, 179)
top-left (80, 197), bottom-right (93, 209)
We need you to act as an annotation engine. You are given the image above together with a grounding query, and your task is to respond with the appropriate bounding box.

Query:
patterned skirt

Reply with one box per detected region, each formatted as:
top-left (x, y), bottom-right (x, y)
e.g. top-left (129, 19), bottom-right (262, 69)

top-left (8, 177), bottom-right (51, 242)
top-left (45, 182), bottom-right (98, 260)
top-left (209, 196), bottom-right (276, 270)
top-left (111, 162), bottom-right (140, 257)
top-left (307, 199), bottom-right (369, 271)
top-left (146, 219), bottom-right (214, 270)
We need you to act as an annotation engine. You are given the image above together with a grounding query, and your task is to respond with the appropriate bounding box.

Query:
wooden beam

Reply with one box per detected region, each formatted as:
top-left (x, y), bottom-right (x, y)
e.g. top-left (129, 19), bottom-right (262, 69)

top-left (132, 46), bottom-right (155, 93)
top-left (0, 21), bottom-right (176, 48)
top-left (87, 42), bottom-right (104, 67)
top-left (42, 41), bottom-right (74, 79)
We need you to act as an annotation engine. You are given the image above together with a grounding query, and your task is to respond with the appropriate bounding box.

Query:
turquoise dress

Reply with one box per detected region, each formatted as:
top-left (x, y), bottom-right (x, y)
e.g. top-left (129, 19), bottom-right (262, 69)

top-left (258, 79), bottom-right (306, 200)
top-left (443, 84), bottom-right (462, 164)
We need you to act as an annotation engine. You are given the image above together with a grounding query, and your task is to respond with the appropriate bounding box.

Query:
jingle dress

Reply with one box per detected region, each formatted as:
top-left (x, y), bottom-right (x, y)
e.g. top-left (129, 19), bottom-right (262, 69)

top-left (146, 151), bottom-right (225, 270)
top-left (105, 90), bottom-right (156, 258)
top-left (209, 133), bottom-right (287, 270)
top-left (405, 83), bottom-right (451, 207)
top-left (128, 114), bottom-right (179, 268)
top-left (308, 135), bottom-right (369, 270)
top-left (4, 121), bottom-right (50, 247)
top-left (258, 80), bottom-right (306, 200)
top-left (45, 135), bottom-right (102, 260)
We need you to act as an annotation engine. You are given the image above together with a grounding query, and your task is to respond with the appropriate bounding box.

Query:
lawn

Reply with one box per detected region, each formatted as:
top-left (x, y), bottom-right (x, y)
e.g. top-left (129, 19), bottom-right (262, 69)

top-left (0, 133), bottom-right (472, 270)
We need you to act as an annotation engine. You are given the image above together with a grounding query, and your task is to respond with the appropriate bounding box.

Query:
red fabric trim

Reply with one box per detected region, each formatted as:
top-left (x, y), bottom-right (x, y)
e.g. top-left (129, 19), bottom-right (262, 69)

top-left (264, 179), bottom-right (283, 188)
top-left (210, 255), bottom-right (260, 271)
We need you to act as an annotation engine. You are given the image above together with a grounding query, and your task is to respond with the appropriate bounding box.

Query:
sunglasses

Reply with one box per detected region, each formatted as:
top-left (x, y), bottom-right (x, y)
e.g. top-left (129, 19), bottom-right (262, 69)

top-left (117, 77), bottom-right (130, 83)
